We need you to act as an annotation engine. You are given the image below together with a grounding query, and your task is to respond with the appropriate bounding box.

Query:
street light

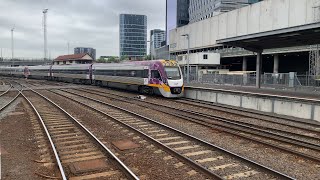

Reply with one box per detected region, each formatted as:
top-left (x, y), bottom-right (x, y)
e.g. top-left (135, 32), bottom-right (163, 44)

top-left (181, 34), bottom-right (190, 83)
top-left (11, 28), bottom-right (14, 61)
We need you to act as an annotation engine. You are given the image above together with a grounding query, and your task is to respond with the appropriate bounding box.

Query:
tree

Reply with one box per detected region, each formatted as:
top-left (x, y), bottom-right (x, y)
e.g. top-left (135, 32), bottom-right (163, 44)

top-left (107, 56), bottom-right (120, 63)
top-left (96, 58), bottom-right (107, 63)
top-left (144, 54), bottom-right (151, 60)
top-left (120, 55), bottom-right (129, 61)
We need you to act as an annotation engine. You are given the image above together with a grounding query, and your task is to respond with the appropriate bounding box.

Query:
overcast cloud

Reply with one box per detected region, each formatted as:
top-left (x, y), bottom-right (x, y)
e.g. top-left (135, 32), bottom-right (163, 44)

top-left (0, 0), bottom-right (166, 59)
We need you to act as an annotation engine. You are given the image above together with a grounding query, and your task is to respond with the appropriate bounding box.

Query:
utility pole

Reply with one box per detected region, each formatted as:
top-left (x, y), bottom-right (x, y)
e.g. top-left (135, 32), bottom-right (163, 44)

top-left (67, 42), bottom-right (70, 54)
top-left (43, 9), bottom-right (48, 60)
top-left (1, 48), bottom-right (2, 60)
top-left (11, 28), bottom-right (14, 60)
top-left (182, 34), bottom-right (190, 83)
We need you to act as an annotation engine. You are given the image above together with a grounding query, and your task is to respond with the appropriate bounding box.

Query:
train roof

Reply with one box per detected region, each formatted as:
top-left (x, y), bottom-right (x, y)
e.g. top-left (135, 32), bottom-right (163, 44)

top-left (51, 64), bottom-right (91, 70)
top-left (93, 63), bottom-right (148, 70)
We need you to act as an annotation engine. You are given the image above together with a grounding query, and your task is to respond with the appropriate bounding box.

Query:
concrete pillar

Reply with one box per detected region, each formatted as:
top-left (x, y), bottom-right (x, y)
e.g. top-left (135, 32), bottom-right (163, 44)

top-left (273, 54), bottom-right (279, 73)
top-left (242, 56), bottom-right (247, 71)
top-left (256, 52), bottom-right (262, 88)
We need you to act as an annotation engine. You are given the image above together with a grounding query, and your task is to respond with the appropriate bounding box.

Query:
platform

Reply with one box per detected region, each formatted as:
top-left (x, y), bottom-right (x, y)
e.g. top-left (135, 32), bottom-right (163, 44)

top-left (186, 83), bottom-right (320, 101)
top-left (184, 84), bottom-right (320, 122)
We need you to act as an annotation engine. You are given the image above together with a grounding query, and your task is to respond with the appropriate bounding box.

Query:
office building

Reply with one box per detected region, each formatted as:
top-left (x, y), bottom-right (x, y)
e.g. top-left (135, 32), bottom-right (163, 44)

top-left (189, 0), bottom-right (261, 23)
top-left (176, 0), bottom-right (190, 27)
top-left (166, 0), bottom-right (190, 43)
top-left (150, 29), bottom-right (166, 58)
top-left (74, 47), bottom-right (96, 60)
top-left (119, 14), bottom-right (147, 60)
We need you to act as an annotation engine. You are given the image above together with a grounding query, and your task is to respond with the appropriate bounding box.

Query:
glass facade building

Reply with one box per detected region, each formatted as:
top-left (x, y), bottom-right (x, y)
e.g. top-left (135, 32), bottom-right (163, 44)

top-left (74, 47), bottom-right (96, 60)
top-left (119, 14), bottom-right (147, 60)
top-left (189, 0), bottom-right (261, 23)
top-left (177, 0), bottom-right (190, 27)
top-left (166, 0), bottom-right (190, 45)
top-left (150, 29), bottom-right (166, 57)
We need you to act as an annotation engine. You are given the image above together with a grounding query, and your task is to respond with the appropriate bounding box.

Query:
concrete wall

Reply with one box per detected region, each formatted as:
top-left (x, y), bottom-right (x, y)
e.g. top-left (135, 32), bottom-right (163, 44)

top-left (170, 0), bottom-right (320, 52)
top-left (185, 87), bottom-right (320, 122)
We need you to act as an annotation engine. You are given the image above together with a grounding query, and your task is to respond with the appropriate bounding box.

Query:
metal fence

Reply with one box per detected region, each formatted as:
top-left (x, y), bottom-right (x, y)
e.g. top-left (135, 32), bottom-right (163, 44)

top-left (185, 72), bottom-right (320, 90)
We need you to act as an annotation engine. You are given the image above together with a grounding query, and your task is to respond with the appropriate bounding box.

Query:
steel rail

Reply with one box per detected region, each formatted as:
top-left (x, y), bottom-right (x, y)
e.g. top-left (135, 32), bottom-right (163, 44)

top-left (23, 86), bottom-right (139, 180)
top-left (57, 89), bottom-right (295, 180)
top-left (21, 92), bottom-right (67, 180)
top-left (84, 89), bottom-right (320, 142)
top-left (0, 83), bottom-right (12, 97)
top-left (178, 98), bottom-right (320, 129)
top-left (71, 88), bottom-right (320, 163)
top-left (76, 88), bottom-right (320, 150)
top-left (49, 90), bottom-right (224, 179)
top-left (0, 91), bottom-right (21, 112)
top-left (0, 82), bottom-right (22, 112)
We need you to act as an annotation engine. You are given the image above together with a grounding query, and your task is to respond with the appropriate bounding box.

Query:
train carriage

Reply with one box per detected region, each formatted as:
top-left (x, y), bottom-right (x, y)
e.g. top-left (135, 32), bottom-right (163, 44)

top-left (93, 63), bottom-right (149, 92)
top-left (51, 64), bottom-right (92, 84)
top-left (0, 66), bottom-right (25, 78)
top-left (136, 60), bottom-right (184, 97)
top-left (27, 65), bottom-right (51, 80)
top-left (0, 60), bottom-right (184, 98)
top-left (92, 60), bottom-right (184, 98)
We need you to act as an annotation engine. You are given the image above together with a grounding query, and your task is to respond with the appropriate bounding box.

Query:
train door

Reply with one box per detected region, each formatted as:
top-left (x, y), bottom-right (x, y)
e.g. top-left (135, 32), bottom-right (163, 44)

top-left (88, 64), bottom-right (94, 84)
top-left (24, 67), bottom-right (30, 79)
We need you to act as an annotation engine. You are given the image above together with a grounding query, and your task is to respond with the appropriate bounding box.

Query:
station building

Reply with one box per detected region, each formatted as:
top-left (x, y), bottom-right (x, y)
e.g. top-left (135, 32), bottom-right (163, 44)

top-left (53, 53), bottom-right (94, 65)
top-left (169, 0), bottom-right (320, 83)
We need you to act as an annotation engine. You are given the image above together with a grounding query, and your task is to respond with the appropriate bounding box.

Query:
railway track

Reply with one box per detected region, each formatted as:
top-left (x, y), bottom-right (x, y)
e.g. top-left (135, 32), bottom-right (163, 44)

top-left (21, 87), bottom-right (139, 180)
top-left (0, 82), bottom-right (21, 112)
top-left (71, 88), bottom-right (320, 163)
top-left (176, 98), bottom-right (320, 132)
top-left (51, 89), bottom-right (295, 180)
top-left (0, 82), bottom-right (12, 97)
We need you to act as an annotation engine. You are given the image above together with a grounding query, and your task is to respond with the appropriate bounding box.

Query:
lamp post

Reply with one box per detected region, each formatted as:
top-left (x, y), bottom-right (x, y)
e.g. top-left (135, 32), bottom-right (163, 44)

top-left (11, 28), bottom-right (14, 61)
top-left (182, 34), bottom-right (190, 83)
top-left (147, 40), bottom-right (153, 60)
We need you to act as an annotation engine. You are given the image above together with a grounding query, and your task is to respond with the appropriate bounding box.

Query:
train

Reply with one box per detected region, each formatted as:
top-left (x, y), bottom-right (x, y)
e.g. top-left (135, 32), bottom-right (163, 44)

top-left (0, 60), bottom-right (184, 98)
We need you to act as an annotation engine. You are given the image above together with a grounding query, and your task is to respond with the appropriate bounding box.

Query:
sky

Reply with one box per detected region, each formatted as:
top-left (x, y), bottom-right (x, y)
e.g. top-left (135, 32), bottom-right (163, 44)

top-left (0, 0), bottom-right (166, 59)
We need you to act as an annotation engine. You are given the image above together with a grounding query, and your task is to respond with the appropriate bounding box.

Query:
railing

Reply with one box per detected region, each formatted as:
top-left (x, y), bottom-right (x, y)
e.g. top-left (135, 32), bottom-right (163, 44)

top-left (186, 72), bottom-right (320, 91)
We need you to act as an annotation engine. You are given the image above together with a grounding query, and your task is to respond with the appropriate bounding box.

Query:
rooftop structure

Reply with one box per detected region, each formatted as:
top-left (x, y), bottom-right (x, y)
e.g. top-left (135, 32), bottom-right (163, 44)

top-left (53, 53), bottom-right (93, 65)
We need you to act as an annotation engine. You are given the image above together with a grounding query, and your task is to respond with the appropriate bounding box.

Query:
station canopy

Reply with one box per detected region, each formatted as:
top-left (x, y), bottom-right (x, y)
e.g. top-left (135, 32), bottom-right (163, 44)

top-left (217, 22), bottom-right (320, 52)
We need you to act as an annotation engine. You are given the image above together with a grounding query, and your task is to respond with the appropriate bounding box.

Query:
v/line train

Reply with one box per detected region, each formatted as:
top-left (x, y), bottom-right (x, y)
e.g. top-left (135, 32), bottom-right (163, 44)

top-left (0, 60), bottom-right (184, 98)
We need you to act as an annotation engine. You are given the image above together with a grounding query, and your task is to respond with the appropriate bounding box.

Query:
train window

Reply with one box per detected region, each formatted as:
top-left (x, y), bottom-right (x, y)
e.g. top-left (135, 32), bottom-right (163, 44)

top-left (143, 69), bottom-right (149, 78)
top-left (94, 69), bottom-right (148, 78)
top-left (130, 71), bottom-right (136, 77)
top-left (151, 70), bottom-right (161, 80)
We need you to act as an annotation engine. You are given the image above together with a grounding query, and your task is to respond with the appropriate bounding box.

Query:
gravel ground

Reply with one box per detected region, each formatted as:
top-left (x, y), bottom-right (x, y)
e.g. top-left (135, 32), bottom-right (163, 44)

top-left (0, 92), bottom-right (20, 118)
top-left (141, 98), bottom-right (320, 145)
top-left (80, 88), bottom-right (320, 146)
top-left (69, 87), bottom-right (320, 180)
top-left (175, 99), bottom-right (320, 131)
top-left (0, 85), bottom-right (10, 92)
top-left (0, 99), bottom-right (56, 180)
top-left (39, 89), bottom-right (210, 180)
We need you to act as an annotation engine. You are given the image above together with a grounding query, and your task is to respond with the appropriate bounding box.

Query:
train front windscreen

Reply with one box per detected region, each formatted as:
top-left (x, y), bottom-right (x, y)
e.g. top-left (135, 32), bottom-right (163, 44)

top-left (164, 67), bottom-right (181, 80)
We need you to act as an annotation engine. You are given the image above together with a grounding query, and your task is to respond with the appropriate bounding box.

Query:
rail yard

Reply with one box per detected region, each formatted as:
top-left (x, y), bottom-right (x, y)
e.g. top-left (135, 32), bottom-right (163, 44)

top-left (0, 78), bottom-right (319, 180)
